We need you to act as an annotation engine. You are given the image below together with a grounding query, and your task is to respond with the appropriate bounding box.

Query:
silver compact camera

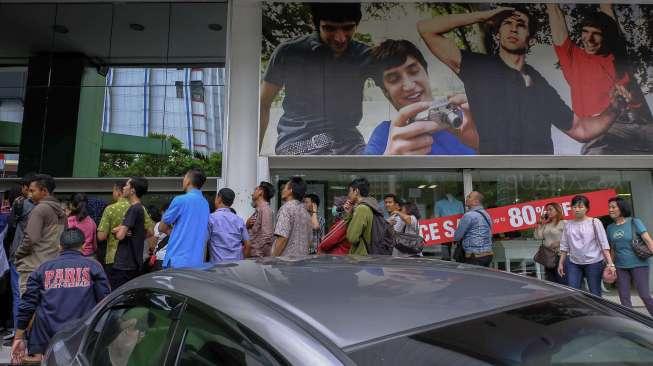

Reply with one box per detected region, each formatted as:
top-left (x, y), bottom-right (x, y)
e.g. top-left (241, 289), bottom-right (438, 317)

top-left (411, 97), bottom-right (463, 128)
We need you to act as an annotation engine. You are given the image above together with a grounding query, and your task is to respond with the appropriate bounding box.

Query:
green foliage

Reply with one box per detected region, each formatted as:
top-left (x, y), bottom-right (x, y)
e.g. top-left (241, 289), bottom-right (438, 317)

top-left (99, 134), bottom-right (221, 177)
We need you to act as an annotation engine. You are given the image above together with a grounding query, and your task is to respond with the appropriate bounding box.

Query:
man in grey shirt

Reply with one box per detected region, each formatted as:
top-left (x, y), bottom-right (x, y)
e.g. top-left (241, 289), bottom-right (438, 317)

top-left (273, 177), bottom-right (312, 256)
top-left (260, 3), bottom-right (371, 155)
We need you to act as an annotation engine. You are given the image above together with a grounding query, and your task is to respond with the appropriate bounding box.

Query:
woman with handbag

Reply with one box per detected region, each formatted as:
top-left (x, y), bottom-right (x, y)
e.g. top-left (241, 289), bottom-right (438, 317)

top-left (392, 202), bottom-right (423, 257)
top-left (607, 197), bottom-right (653, 315)
top-left (558, 195), bottom-right (616, 297)
top-left (533, 202), bottom-right (566, 284)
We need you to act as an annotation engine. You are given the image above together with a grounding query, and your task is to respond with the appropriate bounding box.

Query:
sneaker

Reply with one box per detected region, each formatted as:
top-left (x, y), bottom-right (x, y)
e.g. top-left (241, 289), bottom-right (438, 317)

top-left (2, 329), bottom-right (15, 341)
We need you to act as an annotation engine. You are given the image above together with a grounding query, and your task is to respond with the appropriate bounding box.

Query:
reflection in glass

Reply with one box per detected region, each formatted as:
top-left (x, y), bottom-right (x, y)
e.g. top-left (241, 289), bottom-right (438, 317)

top-left (102, 67), bottom-right (226, 155)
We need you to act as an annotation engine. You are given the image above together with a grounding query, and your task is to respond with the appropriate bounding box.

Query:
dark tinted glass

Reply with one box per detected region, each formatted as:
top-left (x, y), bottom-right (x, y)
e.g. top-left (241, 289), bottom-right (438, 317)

top-left (85, 292), bottom-right (181, 366)
top-left (347, 294), bottom-right (653, 365)
top-left (176, 305), bottom-right (288, 366)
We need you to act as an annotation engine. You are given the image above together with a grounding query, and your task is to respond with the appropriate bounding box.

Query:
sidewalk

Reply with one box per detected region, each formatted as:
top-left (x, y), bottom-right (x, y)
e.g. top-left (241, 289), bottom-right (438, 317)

top-left (0, 344), bottom-right (9, 364)
top-left (604, 295), bottom-right (649, 315)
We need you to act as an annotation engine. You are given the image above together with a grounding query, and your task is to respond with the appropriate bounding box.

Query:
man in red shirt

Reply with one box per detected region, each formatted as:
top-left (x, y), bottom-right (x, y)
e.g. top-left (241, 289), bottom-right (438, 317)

top-left (547, 3), bottom-right (653, 154)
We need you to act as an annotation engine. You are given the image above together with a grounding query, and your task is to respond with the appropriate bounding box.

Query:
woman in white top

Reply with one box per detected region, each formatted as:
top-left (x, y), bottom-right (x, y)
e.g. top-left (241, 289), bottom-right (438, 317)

top-left (534, 202), bottom-right (566, 284)
top-left (558, 195), bottom-right (616, 297)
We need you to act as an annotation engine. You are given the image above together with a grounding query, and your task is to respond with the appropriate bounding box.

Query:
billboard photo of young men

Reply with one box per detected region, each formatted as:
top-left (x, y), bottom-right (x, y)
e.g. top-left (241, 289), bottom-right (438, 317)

top-left (260, 2), bottom-right (653, 156)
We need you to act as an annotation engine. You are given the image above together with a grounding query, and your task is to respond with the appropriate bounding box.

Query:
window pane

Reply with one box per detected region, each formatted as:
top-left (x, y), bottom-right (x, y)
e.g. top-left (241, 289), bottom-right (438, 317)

top-left (88, 293), bottom-right (180, 366)
top-left (271, 169), bottom-right (463, 258)
top-left (347, 294), bottom-right (653, 365)
top-left (177, 305), bottom-right (287, 366)
top-left (469, 170), bottom-right (642, 281)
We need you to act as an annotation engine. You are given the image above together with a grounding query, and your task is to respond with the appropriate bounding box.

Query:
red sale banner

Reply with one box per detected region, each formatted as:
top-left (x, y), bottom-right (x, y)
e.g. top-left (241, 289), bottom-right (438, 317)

top-left (419, 189), bottom-right (617, 246)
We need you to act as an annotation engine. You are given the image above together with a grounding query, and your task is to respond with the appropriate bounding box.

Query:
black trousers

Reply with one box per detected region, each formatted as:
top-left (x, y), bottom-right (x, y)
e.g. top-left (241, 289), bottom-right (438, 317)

top-left (465, 255), bottom-right (493, 267)
top-left (109, 268), bottom-right (141, 291)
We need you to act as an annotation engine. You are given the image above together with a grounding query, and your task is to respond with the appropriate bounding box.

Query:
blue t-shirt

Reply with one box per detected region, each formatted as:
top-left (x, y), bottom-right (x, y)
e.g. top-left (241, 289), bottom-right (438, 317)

top-left (162, 189), bottom-right (210, 268)
top-left (363, 121), bottom-right (476, 155)
top-left (607, 218), bottom-right (649, 269)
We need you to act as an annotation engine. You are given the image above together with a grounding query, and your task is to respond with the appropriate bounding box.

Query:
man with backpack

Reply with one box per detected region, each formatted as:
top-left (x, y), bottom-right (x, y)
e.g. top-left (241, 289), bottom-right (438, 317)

top-left (454, 191), bottom-right (493, 267)
top-left (346, 178), bottom-right (394, 255)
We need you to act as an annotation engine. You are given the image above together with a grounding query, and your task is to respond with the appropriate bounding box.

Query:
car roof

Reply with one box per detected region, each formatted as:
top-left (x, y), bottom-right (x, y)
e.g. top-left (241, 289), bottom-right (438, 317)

top-left (137, 256), bottom-right (571, 349)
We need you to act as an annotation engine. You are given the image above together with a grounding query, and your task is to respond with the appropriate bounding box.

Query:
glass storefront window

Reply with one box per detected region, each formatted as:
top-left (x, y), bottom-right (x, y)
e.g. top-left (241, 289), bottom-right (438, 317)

top-left (272, 170), bottom-right (464, 228)
top-left (470, 170), bottom-right (653, 284)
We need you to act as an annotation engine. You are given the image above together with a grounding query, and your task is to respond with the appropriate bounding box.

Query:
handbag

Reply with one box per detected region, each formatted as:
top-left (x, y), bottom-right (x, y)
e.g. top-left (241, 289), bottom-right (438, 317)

top-left (591, 218), bottom-right (617, 284)
top-left (630, 218), bottom-right (653, 259)
top-left (394, 232), bottom-right (425, 254)
top-left (533, 244), bottom-right (558, 269)
top-left (394, 219), bottom-right (425, 255)
top-left (453, 241), bottom-right (465, 262)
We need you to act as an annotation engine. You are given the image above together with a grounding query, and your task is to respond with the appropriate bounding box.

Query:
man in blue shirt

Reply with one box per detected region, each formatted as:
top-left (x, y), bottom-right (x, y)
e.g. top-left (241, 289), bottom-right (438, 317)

top-left (160, 169), bottom-right (210, 268)
top-left (364, 39), bottom-right (478, 155)
top-left (454, 191), bottom-right (493, 267)
top-left (208, 188), bottom-right (251, 263)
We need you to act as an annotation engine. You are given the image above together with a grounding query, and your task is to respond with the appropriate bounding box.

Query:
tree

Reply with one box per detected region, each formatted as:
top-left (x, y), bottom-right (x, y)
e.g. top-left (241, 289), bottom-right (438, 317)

top-left (99, 134), bottom-right (221, 177)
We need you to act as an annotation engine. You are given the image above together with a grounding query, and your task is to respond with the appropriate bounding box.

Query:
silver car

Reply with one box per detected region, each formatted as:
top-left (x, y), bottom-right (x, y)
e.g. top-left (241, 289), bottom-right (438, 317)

top-left (44, 256), bottom-right (653, 365)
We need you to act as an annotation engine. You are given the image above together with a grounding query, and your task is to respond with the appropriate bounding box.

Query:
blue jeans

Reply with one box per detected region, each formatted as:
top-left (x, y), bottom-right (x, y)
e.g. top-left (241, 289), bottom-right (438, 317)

top-left (9, 261), bottom-right (19, 328)
top-left (566, 259), bottom-right (605, 297)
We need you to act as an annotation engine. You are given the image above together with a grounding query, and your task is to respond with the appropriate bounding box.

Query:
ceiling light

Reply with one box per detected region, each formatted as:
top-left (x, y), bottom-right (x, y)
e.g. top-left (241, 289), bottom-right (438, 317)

top-left (52, 25), bottom-right (69, 34)
top-left (417, 185), bottom-right (426, 189)
top-left (129, 23), bottom-right (145, 31)
top-left (428, 184), bottom-right (438, 189)
top-left (208, 23), bottom-right (223, 32)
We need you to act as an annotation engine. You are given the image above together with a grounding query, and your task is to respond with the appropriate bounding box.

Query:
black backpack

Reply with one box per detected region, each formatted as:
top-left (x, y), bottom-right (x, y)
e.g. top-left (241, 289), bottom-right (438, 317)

top-left (359, 203), bottom-right (395, 255)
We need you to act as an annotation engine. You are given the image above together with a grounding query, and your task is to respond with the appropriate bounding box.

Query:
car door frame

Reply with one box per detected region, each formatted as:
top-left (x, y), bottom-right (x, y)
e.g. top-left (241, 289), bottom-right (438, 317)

top-left (165, 297), bottom-right (292, 366)
top-left (74, 288), bottom-right (188, 366)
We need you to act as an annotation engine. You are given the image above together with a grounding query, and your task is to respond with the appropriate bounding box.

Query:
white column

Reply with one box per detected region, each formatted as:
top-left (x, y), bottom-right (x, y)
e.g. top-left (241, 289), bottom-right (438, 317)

top-left (463, 169), bottom-right (473, 198)
top-left (221, 0), bottom-right (261, 217)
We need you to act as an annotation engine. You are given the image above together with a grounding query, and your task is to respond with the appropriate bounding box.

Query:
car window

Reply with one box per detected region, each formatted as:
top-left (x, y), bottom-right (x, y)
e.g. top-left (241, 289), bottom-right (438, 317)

top-left (175, 304), bottom-right (288, 366)
top-left (346, 294), bottom-right (653, 365)
top-left (85, 292), bottom-right (182, 366)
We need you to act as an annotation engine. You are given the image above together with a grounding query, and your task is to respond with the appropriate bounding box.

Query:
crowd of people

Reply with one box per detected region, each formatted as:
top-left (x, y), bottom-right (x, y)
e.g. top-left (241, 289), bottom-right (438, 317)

top-left (533, 195), bottom-right (653, 316)
top-left (1, 170), bottom-right (653, 361)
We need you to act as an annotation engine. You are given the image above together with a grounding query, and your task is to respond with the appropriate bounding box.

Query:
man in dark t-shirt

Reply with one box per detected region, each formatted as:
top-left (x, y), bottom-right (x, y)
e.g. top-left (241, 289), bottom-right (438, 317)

top-left (260, 3), bottom-right (371, 155)
top-left (110, 177), bottom-right (148, 290)
top-left (417, 6), bottom-right (624, 155)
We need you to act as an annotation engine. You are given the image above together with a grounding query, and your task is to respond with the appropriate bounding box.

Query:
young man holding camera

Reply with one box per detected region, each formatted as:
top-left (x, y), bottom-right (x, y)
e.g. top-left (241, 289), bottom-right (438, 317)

top-left (364, 39), bottom-right (478, 155)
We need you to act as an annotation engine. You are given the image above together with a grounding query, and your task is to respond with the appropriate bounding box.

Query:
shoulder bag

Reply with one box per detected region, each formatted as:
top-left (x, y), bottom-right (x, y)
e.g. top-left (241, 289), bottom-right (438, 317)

top-left (592, 218), bottom-right (617, 284)
top-left (533, 223), bottom-right (559, 269)
top-left (630, 218), bottom-right (653, 259)
top-left (394, 218), bottom-right (425, 255)
top-left (534, 243), bottom-right (559, 269)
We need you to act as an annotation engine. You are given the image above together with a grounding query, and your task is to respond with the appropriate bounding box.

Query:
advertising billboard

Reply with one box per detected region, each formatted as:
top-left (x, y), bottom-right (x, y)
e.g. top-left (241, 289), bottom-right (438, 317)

top-left (260, 2), bottom-right (653, 156)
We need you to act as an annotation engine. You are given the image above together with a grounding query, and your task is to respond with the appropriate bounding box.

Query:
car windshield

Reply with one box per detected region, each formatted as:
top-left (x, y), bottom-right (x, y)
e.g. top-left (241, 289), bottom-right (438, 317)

top-left (346, 294), bottom-right (653, 366)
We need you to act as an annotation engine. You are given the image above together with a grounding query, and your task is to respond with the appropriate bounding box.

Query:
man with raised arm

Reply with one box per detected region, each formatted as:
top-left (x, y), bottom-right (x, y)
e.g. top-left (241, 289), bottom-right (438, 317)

top-left (417, 5), bottom-right (623, 155)
top-left (546, 3), bottom-right (653, 154)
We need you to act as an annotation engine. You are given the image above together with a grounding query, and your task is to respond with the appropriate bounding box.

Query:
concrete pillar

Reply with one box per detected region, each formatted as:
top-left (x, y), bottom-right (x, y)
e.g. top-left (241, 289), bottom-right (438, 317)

top-left (222, 0), bottom-right (261, 216)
